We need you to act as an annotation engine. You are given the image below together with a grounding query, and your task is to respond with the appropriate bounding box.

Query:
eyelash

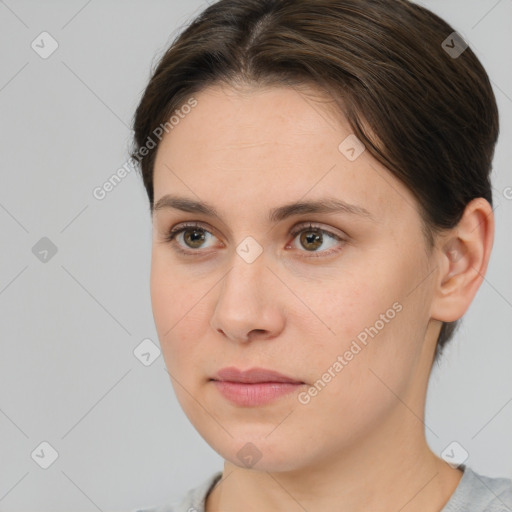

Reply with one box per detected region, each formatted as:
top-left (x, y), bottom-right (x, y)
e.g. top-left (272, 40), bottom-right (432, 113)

top-left (164, 222), bottom-right (346, 259)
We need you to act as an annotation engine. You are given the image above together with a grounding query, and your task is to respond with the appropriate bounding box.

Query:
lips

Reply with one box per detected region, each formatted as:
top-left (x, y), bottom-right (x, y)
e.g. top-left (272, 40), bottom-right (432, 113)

top-left (210, 367), bottom-right (305, 406)
top-left (212, 366), bottom-right (304, 384)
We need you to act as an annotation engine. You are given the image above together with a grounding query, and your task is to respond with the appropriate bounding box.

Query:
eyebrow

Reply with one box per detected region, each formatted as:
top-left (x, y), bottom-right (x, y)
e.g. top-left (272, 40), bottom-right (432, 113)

top-left (153, 194), bottom-right (375, 223)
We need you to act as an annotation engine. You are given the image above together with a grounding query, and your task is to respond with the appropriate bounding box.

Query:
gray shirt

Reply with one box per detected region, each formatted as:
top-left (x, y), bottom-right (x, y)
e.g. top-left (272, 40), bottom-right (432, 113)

top-left (134, 464), bottom-right (512, 512)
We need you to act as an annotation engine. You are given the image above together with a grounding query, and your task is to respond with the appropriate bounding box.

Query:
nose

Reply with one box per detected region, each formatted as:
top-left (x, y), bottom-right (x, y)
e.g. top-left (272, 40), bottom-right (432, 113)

top-left (209, 251), bottom-right (285, 343)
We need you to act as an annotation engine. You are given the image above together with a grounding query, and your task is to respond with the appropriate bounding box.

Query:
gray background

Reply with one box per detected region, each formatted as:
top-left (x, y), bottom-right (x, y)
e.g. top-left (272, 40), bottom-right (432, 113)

top-left (0, 1), bottom-right (511, 511)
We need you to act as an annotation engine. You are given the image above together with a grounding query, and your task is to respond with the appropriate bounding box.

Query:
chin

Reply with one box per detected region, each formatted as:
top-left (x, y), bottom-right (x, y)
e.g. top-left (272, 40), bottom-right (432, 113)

top-left (203, 428), bottom-right (310, 473)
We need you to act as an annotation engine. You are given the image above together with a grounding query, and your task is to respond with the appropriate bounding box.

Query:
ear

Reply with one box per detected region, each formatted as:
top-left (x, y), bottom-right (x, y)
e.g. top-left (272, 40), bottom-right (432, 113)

top-left (430, 197), bottom-right (494, 323)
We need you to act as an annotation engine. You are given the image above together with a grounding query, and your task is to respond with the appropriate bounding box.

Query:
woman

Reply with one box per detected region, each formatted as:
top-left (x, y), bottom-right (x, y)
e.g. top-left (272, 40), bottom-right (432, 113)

top-left (130, 0), bottom-right (512, 511)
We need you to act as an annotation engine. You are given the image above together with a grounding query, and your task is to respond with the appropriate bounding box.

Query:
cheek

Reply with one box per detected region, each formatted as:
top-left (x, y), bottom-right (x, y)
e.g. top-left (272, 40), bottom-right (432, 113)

top-left (306, 265), bottom-right (398, 350)
top-left (293, 281), bottom-right (418, 448)
top-left (150, 254), bottom-right (218, 378)
top-left (302, 254), bottom-right (425, 393)
top-left (150, 249), bottom-right (201, 327)
top-left (150, 255), bottom-right (175, 338)
top-left (150, 256), bottom-right (191, 358)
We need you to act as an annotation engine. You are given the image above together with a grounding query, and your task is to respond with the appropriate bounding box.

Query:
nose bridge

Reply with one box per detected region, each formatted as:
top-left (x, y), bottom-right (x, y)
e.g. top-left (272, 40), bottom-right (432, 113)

top-left (219, 245), bottom-right (269, 311)
top-left (210, 243), bottom-right (283, 341)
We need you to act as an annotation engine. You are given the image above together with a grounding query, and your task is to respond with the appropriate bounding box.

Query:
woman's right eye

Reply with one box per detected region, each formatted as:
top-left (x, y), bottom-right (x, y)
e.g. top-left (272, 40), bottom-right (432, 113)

top-left (165, 223), bottom-right (218, 255)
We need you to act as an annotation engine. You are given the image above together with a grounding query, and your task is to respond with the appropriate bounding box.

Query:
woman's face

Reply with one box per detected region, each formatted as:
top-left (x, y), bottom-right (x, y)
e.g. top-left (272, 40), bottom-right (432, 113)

top-left (150, 83), bottom-right (440, 472)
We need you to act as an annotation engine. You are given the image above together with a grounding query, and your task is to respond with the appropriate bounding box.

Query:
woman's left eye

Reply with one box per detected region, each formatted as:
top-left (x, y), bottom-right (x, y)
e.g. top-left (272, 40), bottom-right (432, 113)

top-left (288, 224), bottom-right (345, 257)
top-left (165, 222), bottom-right (346, 257)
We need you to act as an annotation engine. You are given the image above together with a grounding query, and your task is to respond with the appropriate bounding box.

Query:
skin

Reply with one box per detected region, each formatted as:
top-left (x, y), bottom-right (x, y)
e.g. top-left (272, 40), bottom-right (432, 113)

top-left (150, 82), bottom-right (494, 512)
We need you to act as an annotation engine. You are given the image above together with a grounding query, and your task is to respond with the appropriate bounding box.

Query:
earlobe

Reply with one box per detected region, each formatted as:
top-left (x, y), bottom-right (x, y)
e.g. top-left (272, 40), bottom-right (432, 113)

top-left (431, 198), bottom-right (494, 323)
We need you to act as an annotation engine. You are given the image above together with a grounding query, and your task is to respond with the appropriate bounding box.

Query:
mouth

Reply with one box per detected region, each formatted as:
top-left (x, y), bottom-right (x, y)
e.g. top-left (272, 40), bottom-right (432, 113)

top-left (210, 366), bottom-right (305, 406)
top-left (211, 366), bottom-right (305, 384)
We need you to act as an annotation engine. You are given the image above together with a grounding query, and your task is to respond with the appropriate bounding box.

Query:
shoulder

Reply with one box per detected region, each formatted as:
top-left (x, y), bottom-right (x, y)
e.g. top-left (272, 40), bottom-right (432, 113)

top-left (131, 471), bottom-right (223, 512)
top-left (444, 465), bottom-right (512, 512)
top-left (477, 472), bottom-right (512, 511)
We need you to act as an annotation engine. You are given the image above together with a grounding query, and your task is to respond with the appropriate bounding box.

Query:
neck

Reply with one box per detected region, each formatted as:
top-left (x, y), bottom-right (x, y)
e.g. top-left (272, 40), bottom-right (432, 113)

top-left (206, 405), bottom-right (463, 512)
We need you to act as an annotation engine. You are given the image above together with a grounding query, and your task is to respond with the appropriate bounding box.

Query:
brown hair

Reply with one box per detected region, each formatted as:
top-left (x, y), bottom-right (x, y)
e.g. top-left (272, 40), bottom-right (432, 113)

top-left (130, 0), bottom-right (499, 361)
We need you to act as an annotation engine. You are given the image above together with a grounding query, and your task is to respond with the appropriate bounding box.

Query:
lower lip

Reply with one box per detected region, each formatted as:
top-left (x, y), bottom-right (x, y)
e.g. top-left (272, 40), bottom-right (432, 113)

top-left (212, 380), bottom-right (303, 406)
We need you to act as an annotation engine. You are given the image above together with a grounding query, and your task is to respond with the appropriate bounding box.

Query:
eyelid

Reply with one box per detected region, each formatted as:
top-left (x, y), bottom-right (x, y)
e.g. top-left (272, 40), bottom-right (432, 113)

top-left (289, 221), bottom-right (345, 240)
top-left (167, 221), bottom-right (219, 240)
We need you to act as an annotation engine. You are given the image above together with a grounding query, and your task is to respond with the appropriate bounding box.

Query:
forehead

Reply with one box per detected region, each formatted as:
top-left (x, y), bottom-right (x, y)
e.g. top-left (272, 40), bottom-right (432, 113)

top-left (163, 83), bottom-right (348, 154)
top-left (153, 84), bottom-right (420, 226)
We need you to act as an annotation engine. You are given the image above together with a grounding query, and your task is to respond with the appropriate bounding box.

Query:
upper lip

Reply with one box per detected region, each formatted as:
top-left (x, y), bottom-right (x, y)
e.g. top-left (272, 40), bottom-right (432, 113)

top-left (212, 366), bottom-right (304, 384)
